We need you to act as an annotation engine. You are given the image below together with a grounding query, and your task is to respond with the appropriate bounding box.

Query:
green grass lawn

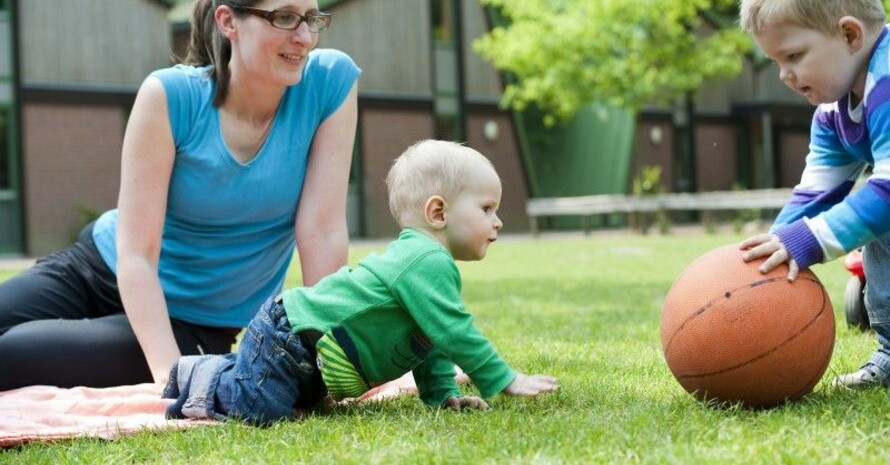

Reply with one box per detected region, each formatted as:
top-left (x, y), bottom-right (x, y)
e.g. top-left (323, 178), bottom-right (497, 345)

top-left (2, 231), bottom-right (887, 464)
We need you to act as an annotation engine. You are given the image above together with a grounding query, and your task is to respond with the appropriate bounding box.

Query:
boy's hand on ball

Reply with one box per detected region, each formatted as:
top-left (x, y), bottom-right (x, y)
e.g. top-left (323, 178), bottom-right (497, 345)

top-left (443, 396), bottom-right (490, 411)
top-left (503, 373), bottom-right (558, 396)
top-left (739, 234), bottom-right (800, 281)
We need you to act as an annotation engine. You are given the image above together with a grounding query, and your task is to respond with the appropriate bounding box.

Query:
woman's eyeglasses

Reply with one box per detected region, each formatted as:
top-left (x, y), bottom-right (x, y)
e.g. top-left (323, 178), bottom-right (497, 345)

top-left (231, 5), bottom-right (332, 33)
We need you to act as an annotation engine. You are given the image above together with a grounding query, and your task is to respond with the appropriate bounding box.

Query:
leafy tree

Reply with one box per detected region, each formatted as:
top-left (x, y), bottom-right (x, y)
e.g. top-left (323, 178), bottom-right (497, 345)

top-left (474, 0), bottom-right (751, 125)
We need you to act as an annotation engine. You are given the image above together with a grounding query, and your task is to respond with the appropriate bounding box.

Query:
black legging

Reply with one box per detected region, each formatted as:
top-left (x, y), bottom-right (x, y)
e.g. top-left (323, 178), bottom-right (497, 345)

top-left (0, 223), bottom-right (240, 390)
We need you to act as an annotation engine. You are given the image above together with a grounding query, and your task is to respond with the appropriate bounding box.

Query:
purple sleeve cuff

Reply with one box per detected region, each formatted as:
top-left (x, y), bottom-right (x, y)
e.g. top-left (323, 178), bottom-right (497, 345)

top-left (774, 219), bottom-right (824, 269)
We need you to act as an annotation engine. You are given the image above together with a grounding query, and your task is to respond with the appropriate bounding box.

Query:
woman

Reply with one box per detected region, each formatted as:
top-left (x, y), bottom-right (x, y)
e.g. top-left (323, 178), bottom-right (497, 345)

top-left (0, 0), bottom-right (360, 389)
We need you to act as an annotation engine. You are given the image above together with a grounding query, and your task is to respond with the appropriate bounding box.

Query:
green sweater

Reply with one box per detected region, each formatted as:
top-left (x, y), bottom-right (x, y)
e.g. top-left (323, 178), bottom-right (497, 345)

top-left (282, 228), bottom-right (516, 406)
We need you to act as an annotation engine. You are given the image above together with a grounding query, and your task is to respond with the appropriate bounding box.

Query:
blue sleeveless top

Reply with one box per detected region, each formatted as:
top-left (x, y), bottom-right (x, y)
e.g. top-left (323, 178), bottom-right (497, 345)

top-left (93, 49), bottom-right (361, 327)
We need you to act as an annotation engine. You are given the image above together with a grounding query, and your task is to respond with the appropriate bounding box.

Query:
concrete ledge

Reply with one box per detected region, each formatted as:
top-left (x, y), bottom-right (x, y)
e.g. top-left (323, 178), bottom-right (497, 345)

top-left (526, 188), bottom-right (793, 235)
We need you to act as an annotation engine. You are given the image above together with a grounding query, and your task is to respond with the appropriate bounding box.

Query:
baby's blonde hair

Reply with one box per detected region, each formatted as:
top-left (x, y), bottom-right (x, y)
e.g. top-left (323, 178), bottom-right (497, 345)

top-left (740, 0), bottom-right (886, 36)
top-left (385, 140), bottom-right (498, 228)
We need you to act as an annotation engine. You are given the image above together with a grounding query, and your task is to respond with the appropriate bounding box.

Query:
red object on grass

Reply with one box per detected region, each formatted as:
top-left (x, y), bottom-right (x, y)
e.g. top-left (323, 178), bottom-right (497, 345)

top-left (844, 249), bottom-right (864, 278)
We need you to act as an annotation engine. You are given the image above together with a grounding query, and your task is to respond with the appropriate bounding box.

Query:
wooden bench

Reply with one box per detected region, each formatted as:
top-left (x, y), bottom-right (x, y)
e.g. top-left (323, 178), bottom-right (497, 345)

top-left (526, 188), bottom-right (794, 235)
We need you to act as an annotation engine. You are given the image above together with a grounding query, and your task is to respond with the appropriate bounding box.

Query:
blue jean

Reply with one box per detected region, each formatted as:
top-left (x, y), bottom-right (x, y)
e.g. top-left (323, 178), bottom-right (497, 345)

top-left (163, 297), bottom-right (325, 425)
top-left (862, 233), bottom-right (890, 374)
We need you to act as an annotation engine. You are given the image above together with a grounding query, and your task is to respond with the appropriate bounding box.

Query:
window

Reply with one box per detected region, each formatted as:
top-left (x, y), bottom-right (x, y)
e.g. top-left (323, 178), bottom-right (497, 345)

top-left (431, 0), bottom-right (463, 141)
top-left (431, 0), bottom-right (453, 42)
top-left (0, 108), bottom-right (8, 189)
top-left (0, 11), bottom-right (12, 189)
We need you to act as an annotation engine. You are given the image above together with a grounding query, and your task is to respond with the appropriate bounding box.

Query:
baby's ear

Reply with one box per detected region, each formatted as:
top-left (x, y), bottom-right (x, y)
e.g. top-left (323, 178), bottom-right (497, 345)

top-left (424, 195), bottom-right (447, 229)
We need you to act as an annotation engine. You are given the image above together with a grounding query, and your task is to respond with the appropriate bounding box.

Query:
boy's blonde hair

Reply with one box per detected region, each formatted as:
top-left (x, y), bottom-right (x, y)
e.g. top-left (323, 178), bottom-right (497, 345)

top-left (385, 140), bottom-right (498, 228)
top-left (740, 0), bottom-right (886, 36)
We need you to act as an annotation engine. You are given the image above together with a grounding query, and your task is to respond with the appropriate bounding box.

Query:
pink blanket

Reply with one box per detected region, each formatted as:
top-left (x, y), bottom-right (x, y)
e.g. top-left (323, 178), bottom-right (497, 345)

top-left (0, 371), bottom-right (468, 447)
top-left (0, 383), bottom-right (205, 447)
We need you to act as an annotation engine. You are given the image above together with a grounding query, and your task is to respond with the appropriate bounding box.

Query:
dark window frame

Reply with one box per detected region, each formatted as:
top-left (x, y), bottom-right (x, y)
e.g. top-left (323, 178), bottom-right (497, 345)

top-left (0, 106), bottom-right (8, 189)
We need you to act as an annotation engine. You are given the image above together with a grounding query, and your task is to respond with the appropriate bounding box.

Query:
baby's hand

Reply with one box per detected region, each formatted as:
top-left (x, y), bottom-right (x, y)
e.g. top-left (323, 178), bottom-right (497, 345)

top-left (443, 395), bottom-right (489, 411)
top-left (503, 373), bottom-right (558, 396)
top-left (739, 233), bottom-right (800, 281)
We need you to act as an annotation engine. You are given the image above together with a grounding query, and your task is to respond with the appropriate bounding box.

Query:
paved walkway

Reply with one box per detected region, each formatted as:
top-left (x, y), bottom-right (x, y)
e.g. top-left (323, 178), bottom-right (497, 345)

top-left (0, 257), bottom-right (34, 270)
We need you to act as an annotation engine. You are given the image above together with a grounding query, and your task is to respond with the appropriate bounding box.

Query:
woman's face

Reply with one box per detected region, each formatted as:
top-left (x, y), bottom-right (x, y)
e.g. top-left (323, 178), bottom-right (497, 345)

top-left (224, 0), bottom-right (323, 87)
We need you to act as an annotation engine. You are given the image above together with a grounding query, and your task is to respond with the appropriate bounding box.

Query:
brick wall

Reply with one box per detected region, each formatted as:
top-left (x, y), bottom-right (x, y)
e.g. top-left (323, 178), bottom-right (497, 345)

top-left (358, 104), bottom-right (527, 239)
top-left (359, 107), bottom-right (435, 239)
top-left (695, 122), bottom-right (738, 192)
top-left (19, 101), bottom-right (527, 253)
top-left (466, 110), bottom-right (528, 232)
top-left (21, 104), bottom-right (123, 255)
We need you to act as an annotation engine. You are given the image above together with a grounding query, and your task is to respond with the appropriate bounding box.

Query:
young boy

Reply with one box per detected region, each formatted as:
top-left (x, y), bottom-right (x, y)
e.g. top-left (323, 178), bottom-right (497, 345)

top-left (737, 0), bottom-right (890, 389)
top-left (162, 140), bottom-right (558, 424)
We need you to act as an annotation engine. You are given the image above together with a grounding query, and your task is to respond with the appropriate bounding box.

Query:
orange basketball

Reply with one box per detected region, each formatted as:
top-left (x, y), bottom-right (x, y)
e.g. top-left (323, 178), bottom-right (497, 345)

top-left (660, 244), bottom-right (835, 408)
